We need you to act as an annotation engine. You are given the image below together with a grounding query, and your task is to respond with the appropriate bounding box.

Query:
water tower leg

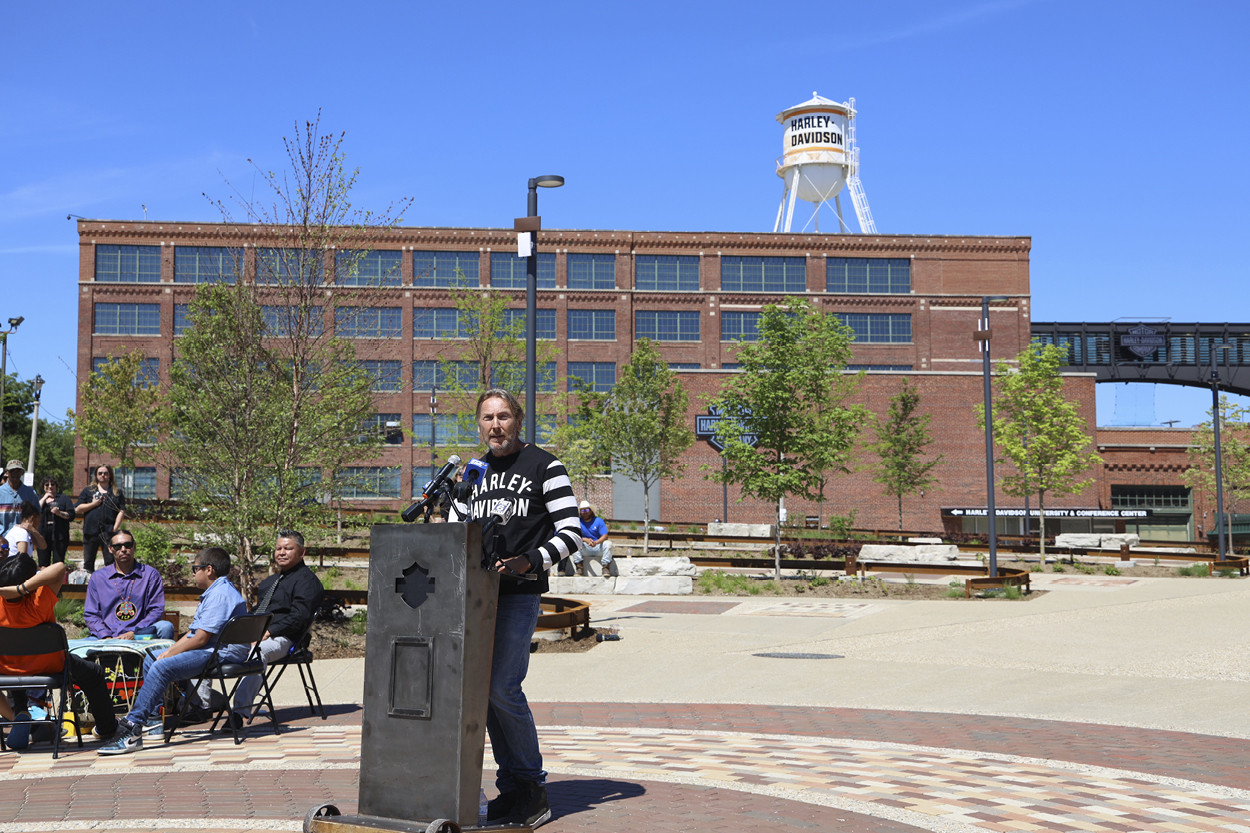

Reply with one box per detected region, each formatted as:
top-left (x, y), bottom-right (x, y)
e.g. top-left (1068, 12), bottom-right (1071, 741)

top-left (783, 174), bottom-right (800, 233)
top-left (774, 186), bottom-right (788, 233)
top-left (835, 195), bottom-right (848, 233)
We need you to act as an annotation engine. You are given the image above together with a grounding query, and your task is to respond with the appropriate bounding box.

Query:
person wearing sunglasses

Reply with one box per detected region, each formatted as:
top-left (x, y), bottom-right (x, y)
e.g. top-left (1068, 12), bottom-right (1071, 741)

top-left (83, 529), bottom-right (174, 641)
top-left (98, 546), bottom-right (247, 755)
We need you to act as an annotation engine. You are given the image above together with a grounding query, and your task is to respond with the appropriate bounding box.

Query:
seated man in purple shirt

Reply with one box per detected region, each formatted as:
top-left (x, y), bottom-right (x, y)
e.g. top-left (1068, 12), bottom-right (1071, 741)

top-left (84, 529), bottom-right (175, 641)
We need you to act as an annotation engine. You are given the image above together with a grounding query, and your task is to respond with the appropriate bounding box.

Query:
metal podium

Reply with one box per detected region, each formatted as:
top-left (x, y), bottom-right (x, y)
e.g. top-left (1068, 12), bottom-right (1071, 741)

top-left (305, 522), bottom-right (533, 833)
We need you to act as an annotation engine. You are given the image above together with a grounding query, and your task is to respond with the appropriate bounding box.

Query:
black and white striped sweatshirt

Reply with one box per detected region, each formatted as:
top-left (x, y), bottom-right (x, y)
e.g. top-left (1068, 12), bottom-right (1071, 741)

top-left (469, 443), bottom-right (581, 596)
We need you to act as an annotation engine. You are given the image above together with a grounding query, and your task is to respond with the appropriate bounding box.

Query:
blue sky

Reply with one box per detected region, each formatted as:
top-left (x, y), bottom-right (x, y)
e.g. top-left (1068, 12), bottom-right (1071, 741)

top-left (2, 0), bottom-right (1246, 427)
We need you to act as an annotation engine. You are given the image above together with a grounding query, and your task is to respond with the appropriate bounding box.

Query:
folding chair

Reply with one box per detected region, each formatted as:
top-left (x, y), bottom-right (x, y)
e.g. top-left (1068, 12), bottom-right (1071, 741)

top-left (259, 620), bottom-right (326, 720)
top-left (163, 613), bottom-right (276, 746)
top-left (0, 623), bottom-right (83, 759)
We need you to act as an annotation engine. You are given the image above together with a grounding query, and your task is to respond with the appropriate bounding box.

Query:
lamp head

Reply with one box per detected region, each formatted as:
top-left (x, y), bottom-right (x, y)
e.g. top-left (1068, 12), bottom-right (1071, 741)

top-left (7, 316), bottom-right (23, 329)
top-left (32, 375), bottom-right (44, 393)
top-left (533, 175), bottom-right (565, 188)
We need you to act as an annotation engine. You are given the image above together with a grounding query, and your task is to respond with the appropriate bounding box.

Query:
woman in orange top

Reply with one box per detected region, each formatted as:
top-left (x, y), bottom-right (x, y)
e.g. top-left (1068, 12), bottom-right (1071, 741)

top-left (0, 556), bottom-right (118, 748)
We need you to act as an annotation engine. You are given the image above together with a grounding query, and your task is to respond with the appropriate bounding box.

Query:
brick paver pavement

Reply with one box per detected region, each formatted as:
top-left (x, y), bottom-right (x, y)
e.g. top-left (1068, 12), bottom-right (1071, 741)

top-left (2, 703), bottom-right (1249, 832)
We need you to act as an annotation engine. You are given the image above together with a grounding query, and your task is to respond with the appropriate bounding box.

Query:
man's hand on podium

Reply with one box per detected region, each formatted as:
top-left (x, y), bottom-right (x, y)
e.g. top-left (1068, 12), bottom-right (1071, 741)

top-left (496, 555), bottom-right (532, 575)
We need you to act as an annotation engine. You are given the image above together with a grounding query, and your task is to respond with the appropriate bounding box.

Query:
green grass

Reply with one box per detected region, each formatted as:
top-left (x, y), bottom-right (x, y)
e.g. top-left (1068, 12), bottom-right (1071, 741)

top-left (809, 575), bottom-right (830, 588)
top-left (323, 566), bottom-right (343, 582)
top-left (696, 570), bottom-right (780, 595)
top-left (946, 580), bottom-right (964, 599)
top-left (55, 598), bottom-right (86, 628)
top-left (1104, 565), bottom-right (1122, 576)
top-left (1217, 568), bottom-right (1237, 578)
top-left (1176, 563), bottom-right (1209, 577)
top-left (350, 609), bottom-right (368, 635)
top-left (1003, 585), bottom-right (1022, 600)
top-left (344, 578), bottom-right (362, 591)
top-left (1051, 564), bottom-right (1066, 573)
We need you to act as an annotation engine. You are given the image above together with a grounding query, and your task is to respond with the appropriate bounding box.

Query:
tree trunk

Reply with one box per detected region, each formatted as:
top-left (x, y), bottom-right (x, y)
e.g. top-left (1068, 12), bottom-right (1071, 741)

top-left (897, 494), bottom-right (904, 531)
top-left (774, 499), bottom-right (782, 582)
top-left (1038, 491), bottom-right (1046, 560)
top-left (642, 482), bottom-right (651, 555)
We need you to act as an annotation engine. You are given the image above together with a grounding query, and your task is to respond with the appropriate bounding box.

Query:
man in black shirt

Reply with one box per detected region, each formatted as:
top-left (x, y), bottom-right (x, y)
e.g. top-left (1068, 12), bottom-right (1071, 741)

top-left (472, 389), bottom-right (580, 829)
top-left (230, 530), bottom-right (325, 729)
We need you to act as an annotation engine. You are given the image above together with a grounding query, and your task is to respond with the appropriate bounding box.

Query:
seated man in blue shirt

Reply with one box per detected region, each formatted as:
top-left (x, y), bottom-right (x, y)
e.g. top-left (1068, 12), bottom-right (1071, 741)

top-left (576, 500), bottom-right (618, 577)
top-left (98, 546), bottom-right (248, 755)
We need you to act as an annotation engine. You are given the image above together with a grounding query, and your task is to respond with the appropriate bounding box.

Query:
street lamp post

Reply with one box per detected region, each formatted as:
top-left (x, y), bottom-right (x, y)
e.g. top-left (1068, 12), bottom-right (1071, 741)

top-left (26, 374), bottom-right (44, 478)
top-left (976, 296), bottom-right (1010, 578)
top-left (523, 175), bottom-right (564, 444)
top-left (1211, 343), bottom-right (1233, 560)
top-left (0, 316), bottom-right (25, 457)
top-left (430, 386), bottom-right (438, 475)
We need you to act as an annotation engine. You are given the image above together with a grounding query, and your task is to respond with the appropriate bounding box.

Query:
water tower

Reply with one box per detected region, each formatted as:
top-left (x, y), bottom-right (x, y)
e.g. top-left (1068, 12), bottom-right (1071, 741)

top-left (773, 92), bottom-right (876, 234)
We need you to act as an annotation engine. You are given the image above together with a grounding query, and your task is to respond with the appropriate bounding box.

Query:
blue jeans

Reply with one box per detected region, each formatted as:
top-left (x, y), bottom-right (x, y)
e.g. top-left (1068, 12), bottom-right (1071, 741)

top-left (486, 593), bottom-right (545, 791)
top-left (127, 643), bottom-right (248, 725)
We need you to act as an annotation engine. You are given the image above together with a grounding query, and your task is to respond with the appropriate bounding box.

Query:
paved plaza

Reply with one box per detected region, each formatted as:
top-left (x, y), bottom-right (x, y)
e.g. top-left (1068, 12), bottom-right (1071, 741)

top-left (3, 572), bottom-right (1250, 832)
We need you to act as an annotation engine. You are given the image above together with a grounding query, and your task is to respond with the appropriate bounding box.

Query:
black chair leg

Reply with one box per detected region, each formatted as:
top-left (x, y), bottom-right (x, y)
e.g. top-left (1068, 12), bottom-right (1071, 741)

top-left (297, 663), bottom-right (326, 719)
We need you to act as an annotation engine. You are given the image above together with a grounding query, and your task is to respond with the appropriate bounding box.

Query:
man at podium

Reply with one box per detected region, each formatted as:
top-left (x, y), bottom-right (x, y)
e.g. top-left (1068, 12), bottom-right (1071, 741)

top-left (469, 388), bottom-right (580, 829)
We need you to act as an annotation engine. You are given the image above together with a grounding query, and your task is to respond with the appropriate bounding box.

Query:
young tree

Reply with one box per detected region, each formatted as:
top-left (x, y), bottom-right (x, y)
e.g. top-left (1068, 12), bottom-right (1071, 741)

top-left (427, 282), bottom-right (561, 461)
top-left (549, 395), bottom-right (610, 502)
top-left (982, 342), bottom-right (1101, 557)
top-left (160, 116), bottom-right (409, 595)
top-left (594, 339), bottom-right (694, 553)
top-left (1182, 398), bottom-right (1250, 541)
top-left (0, 372), bottom-right (75, 489)
top-left (75, 352), bottom-right (164, 486)
top-left (708, 300), bottom-right (868, 578)
top-left (871, 379), bottom-right (943, 530)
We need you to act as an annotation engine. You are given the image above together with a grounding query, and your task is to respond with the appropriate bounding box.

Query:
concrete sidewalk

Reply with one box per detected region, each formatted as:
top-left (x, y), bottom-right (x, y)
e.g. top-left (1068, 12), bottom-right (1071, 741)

top-left (285, 575), bottom-right (1250, 737)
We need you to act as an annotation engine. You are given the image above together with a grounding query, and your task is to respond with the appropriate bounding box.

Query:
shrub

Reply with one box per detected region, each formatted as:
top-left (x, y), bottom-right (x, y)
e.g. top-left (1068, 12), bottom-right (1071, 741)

top-left (1004, 585), bottom-right (1022, 600)
top-left (1052, 564), bottom-right (1065, 573)
top-left (946, 580), bottom-right (964, 598)
top-left (810, 575), bottom-right (830, 588)
top-left (1177, 563), bottom-right (1208, 577)
top-left (826, 510), bottom-right (857, 540)
top-left (1104, 565), bottom-right (1122, 576)
top-left (132, 524), bottom-right (172, 565)
top-left (350, 609), bottom-right (368, 635)
top-left (55, 598), bottom-right (86, 629)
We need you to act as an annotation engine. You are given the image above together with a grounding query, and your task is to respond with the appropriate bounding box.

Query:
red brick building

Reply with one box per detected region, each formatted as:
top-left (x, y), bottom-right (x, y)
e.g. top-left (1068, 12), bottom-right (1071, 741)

top-left (73, 219), bottom-right (1200, 537)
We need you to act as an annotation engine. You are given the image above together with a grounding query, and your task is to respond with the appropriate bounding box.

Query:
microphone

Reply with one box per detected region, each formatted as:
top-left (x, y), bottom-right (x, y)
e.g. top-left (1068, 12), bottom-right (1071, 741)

top-left (401, 455), bottom-right (461, 522)
top-left (480, 498), bottom-right (536, 580)
top-left (461, 457), bottom-right (489, 489)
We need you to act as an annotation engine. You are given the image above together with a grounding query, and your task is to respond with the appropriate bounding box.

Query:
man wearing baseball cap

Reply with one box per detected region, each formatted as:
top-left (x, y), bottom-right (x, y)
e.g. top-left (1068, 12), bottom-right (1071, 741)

top-left (0, 461), bottom-right (40, 539)
top-left (576, 500), bottom-right (617, 577)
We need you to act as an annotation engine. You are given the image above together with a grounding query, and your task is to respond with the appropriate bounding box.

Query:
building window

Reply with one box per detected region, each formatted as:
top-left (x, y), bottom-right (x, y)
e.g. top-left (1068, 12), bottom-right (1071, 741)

top-left (567, 362), bottom-right (615, 392)
top-left (720, 311), bottom-right (761, 342)
top-left (94, 303), bottom-right (160, 336)
top-left (116, 467), bottom-right (156, 500)
top-left (413, 251), bottom-right (479, 287)
top-left (336, 250), bottom-right (402, 287)
top-left (413, 414), bottom-right (477, 446)
top-left (668, 362), bottom-right (700, 370)
top-left (636, 310), bottom-right (700, 342)
top-left (491, 251), bottom-right (555, 289)
top-left (826, 257), bottom-right (910, 294)
top-left (568, 309), bottom-right (615, 340)
top-left (720, 363), bottom-right (742, 370)
top-left (1111, 486), bottom-right (1191, 509)
top-left (256, 247), bottom-right (323, 285)
top-left (523, 415), bottom-right (557, 444)
top-left (500, 309), bottom-right (556, 340)
top-left (338, 466), bottom-right (401, 499)
top-left (846, 365), bottom-right (914, 372)
top-left (335, 307), bottom-right (402, 338)
top-left (354, 360), bottom-right (402, 391)
top-left (359, 413), bottom-right (404, 445)
top-left (413, 360), bottom-right (480, 391)
top-left (174, 304), bottom-right (190, 336)
top-left (834, 313), bottom-right (912, 343)
top-left (720, 256), bottom-right (805, 293)
top-left (263, 305), bottom-right (324, 337)
top-left (169, 469), bottom-right (195, 501)
top-left (635, 255), bottom-right (699, 292)
top-left (414, 308), bottom-right (475, 339)
top-left (490, 361), bottom-right (557, 392)
top-left (174, 247), bottom-right (241, 284)
top-left (93, 357), bottom-right (159, 387)
top-left (567, 253), bottom-right (615, 290)
top-left (95, 245), bottom-right (161, 283)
